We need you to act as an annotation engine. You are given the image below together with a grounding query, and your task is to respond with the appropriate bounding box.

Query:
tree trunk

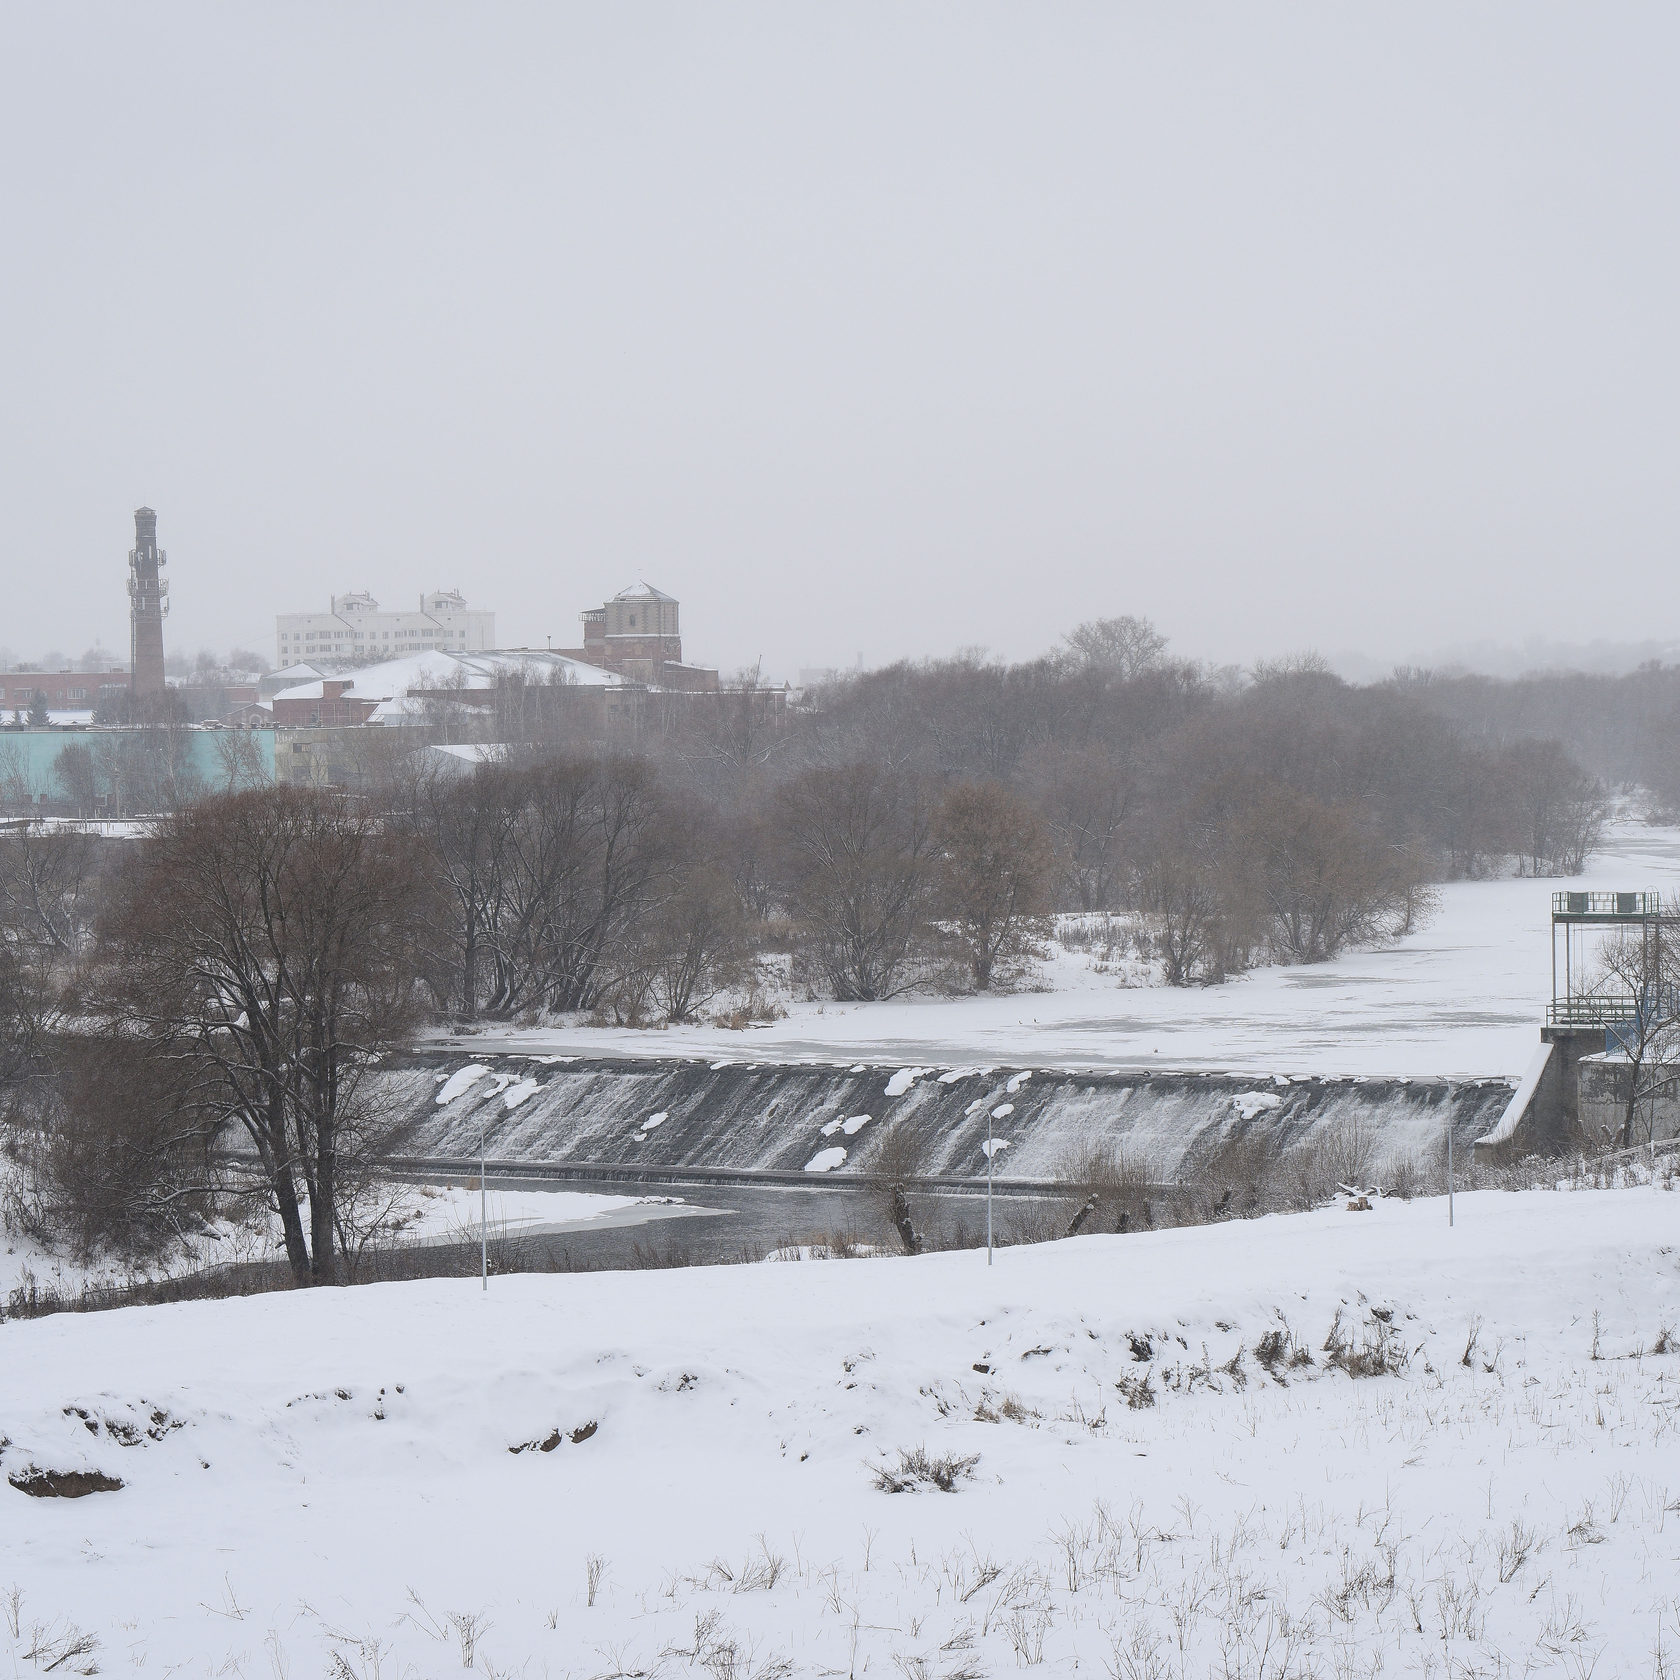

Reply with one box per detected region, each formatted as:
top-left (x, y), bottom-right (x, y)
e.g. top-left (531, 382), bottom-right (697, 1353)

top-left (270, 1158), bottom-right (313, 1285)
top-left (309, 1145), bottom-right (337, 1285)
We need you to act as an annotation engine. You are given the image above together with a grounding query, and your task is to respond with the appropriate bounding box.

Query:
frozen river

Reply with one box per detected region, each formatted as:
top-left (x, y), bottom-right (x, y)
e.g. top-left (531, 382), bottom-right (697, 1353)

top-left (436, 821), bottom-right (1680, 1080)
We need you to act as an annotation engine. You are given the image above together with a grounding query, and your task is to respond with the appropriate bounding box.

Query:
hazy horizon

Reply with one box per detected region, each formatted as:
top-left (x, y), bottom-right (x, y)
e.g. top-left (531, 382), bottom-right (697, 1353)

top-left (4, 6), bottom-right (1676, 684)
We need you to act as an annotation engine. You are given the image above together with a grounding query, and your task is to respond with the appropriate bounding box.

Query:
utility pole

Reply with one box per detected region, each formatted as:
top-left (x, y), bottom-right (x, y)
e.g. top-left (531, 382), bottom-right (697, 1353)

top-left (986, 1108), bottom-right (994, 1266)
top-left (481, 1109), bottom-right (489, 1291)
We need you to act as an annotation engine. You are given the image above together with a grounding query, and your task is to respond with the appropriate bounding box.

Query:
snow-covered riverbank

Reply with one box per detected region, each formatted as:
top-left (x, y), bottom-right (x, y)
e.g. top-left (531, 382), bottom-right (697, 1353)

top-left (4, 1182), bottom-right (1677, 1676)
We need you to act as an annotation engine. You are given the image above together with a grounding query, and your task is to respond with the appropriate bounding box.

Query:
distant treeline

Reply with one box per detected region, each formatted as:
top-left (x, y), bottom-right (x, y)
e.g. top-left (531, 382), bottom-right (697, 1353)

top-left (1385, 663), bottom-right (1680, 808)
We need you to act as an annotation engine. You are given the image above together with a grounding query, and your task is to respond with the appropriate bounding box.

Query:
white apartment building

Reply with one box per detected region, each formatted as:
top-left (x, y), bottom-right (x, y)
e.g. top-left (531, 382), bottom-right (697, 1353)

top-left (275, 591), bottom-right (495, 667)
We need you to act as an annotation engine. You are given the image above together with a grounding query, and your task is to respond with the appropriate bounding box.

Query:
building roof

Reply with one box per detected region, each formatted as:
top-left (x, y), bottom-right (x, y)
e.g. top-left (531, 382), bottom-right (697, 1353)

top-left (428, 743), bottom-right (509, 763)
top-left (272, 650), bottom-right (622, 711)
top-left (611, 582), bottom-right (677, 604)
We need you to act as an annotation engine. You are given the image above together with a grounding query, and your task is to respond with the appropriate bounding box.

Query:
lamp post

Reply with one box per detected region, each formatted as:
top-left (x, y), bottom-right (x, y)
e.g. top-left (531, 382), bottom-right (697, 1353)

top-left (1446, 1122), bottom-right (1454, 1229)
top-left (986, 1107), bottom-right (994, 1267)
top-left (481, 1108), bottom-right (488, 1291)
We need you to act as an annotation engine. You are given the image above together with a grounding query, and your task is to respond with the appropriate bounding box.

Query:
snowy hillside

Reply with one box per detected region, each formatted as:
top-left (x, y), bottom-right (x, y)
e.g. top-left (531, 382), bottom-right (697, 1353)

top-left (4, 1185), bottom-right (1678, 1676)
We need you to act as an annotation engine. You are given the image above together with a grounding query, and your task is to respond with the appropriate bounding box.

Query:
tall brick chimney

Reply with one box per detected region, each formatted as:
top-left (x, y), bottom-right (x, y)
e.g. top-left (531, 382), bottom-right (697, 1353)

top-left (128, 506), bottom-right (168, 700)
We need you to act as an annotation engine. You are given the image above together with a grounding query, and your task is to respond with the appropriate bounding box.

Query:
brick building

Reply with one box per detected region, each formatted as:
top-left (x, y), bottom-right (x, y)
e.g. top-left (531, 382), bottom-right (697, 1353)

top-left (559, 584), bottom-right (719, 690)
top-left (0, 669), bottom-right (130, 711)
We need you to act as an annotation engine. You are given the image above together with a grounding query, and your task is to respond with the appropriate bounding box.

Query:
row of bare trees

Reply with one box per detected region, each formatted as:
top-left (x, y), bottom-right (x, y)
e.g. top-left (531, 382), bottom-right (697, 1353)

top-left (399, 755), bottom-right (1057, 1014)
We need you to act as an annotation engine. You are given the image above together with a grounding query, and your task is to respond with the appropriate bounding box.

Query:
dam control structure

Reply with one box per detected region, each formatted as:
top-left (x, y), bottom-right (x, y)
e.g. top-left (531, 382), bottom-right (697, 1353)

top-left (1477, 888), bottom-right (1670, 1158)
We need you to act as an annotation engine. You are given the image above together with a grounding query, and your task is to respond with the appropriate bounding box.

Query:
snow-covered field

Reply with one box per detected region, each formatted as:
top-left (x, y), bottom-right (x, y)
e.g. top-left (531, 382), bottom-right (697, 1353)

top-left (5, 1184), bottom-right (1679, 1676)
top-left (439, 823), bottom-right (1680, 1080)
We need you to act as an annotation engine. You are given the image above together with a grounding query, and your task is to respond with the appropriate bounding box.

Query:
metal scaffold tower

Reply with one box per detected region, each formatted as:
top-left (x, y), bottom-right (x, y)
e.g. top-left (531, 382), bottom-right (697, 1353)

top-left (1549, 890), bottom-right (1662, 1031)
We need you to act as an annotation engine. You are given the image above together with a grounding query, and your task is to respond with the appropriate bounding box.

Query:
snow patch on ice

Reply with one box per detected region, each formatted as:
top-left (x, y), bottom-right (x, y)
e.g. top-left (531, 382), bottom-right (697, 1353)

top-left (804, 1145), bottom-right (847, 1172)
top-left (501, 1078), bottom-right (541, 1110)
top-left (1006, 1070), bottom-right (1032, 1093)
top-left (1231, 1091), bottom-right (1283, 1119)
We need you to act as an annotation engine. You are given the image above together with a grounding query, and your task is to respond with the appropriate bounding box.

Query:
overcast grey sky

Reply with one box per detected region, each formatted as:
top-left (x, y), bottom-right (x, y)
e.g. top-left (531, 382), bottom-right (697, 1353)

top-left (2, 5), bottom-right (1676, 680)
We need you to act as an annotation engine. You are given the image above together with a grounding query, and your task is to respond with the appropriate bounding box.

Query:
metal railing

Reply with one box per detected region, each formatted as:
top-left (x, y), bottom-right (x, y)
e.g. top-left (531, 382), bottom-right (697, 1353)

top-left (1547, 993), bottom-right (1642, 1028)
top-left (1552, 890), bottom-right (1661, 918)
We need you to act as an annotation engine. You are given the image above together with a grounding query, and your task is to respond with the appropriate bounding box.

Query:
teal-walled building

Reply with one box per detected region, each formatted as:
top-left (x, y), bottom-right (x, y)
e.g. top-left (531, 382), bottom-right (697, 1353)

top-left (0, 728), bottom-right (276, 805)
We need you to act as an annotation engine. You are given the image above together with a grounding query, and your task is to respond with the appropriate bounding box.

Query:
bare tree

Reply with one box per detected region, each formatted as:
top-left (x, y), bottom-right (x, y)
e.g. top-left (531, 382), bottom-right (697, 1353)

top-left (98, 788), bottom-right (426, 1285)
top-left (52, 742), bottom-right (99, 815)
top-left (1025, 743), bottom-right (1139, 911)
top-left (628, 861), bottom-right (749, 1024)
top-left (866, 1122), bottom-right (928, 1253)
top-left (0, 826), bottom-right (96, 1087)
top-left (779, 764), bottom-right (936, 1001)
top-left (91, 725), bottom-right (205, 815)
top-left (490, 663), bottom-right (593, 749)
top-left (0, 740), bottom-right (42, 812)
top-left (410, 765), bottom-right (518, 1019)
top-left (37, 1037), bottom-right (221, 1259)
top-left (1061, 615), bottom-right (1169, 680)
top-left (1235, 786), bottom-right (1433, 964)
top-left (209, 728), bottom-right (268, 794)
top-left (1593, 918), bottom-right (1680, 1149)
top-left (933, 780), bottom-right (1053, 990)
top-left (1137, 827), bottom-right (1227, 986)
top-left (413, 755), bottom-right (671, 1020)
top-left (1498, 738), bottom-right (1608, 876)
top-left (0, 824), bottom-right (97, 959)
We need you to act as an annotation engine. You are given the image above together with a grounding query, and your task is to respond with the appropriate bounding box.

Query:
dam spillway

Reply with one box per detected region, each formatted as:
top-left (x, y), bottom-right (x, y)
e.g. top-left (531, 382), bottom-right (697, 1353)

top-left (378, 1052), bottom-right (1516, 1183)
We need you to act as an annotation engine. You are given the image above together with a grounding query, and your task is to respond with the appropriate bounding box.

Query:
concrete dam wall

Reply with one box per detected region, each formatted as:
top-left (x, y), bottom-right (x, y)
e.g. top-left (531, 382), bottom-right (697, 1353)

top-left (381, 1052), bottom-right (1516, 1183)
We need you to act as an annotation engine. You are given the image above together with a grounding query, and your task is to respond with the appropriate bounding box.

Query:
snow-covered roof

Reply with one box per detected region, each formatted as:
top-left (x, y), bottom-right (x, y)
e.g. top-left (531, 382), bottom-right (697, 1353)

top-left (427, 743), bottom-right (509, 763)
top-left (365, 696), bottom-right (467, 724)
top-left (273, 650), bottom-right (621, 708)
top-left (612, 582), bottom-right (677, 604)
top-left (267, 662), bottom-right (327, 683)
